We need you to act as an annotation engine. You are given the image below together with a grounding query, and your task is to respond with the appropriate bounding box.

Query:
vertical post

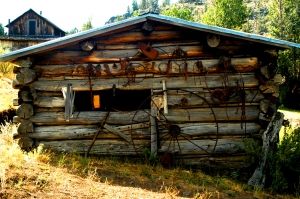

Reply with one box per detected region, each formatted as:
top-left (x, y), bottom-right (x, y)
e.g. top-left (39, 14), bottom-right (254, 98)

top-left (162, 80), bottom-right (168, 114)
top-left (150, 89), bottom-right (158, 156)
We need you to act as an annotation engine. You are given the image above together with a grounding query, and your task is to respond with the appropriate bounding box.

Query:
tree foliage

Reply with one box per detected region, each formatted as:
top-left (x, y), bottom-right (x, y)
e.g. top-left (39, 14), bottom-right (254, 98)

top-left (132, 0), bottom-right (139, 11)
top-left (81, 18), bottom-right (93, 31)
top-left (267, 0), bottom-right (300, 108)
top-left (179, 0), bottom-right (204, 4)
top-left (0, 23), bottom-right (5, 36)
top-left (161, 3), bottom-right (194, 21)
top-left (270, 127), bottom-right (300, 192)
top-left (201, 0), bottom-right (249, 29)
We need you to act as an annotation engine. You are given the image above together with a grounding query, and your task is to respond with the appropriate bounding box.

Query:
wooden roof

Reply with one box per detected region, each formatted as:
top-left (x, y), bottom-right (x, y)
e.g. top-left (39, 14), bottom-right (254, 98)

top-left (1, 14), bottom-right (299, 62)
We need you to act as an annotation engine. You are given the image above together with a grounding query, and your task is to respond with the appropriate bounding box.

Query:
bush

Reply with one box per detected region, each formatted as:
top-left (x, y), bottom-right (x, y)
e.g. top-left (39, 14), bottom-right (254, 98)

top-left (269, 127), bottom-right (300, 193)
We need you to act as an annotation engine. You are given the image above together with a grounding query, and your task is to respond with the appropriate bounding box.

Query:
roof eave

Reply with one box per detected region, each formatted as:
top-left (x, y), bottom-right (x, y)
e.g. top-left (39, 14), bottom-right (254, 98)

top-left (146, 14), bottom-right (299, 49)
top-left (0, 16), bottom-right (147, 62)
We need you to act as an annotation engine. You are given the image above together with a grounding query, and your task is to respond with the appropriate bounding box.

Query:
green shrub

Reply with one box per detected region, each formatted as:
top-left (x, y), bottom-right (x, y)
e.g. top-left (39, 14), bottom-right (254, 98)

top-left (270, 127), bottom-right (300, 193)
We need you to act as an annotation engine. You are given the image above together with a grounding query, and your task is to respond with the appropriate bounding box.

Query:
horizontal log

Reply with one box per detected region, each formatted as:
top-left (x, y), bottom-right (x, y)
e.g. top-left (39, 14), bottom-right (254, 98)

top-left (28, 122), bottom-right (259, 141)
top-left (97, 30), bottom-right (184, 45)
top-left (32, 74), bottom-right (259, 91)
top-left (32, 89), bottom-right (262, 108)
top-left (159, 138), bottom-right (245, 155)
top-left (30, 110), bottom-right (149, 125)
top-left (16, 103), bottom-right (34, 119)
top-left (37, 139), bottom-right (150, 155)
top-left (167, 89), bottom-right (263, 107)
top-left (33, 96), bottom-right (64, 107)
top-left (159, 122), bottom-right (261, 138)
top-left (16, 68), bottom-right (36, 85)
top-left (13, 57), bottom-right (32, 68)
top-left (18, 90), bottom-right (33, 102)
top-left (30, 105), bottom-right (259, 125)
top-left (96, 41), bottom-right (201, 50)
top-left (30, 123), bottom-right (150, 140)
top-left (35, 45), bottom-right (206, 64)
top-left (34, 57), bottom-right (258, 77)
top-left (165, 106), bottom-right (259, 122)
top-left (17, 120), bottom-right (34, 135)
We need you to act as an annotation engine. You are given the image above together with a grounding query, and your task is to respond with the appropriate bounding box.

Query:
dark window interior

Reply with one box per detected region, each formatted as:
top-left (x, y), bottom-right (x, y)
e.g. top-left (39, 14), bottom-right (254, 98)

top-left (74, 89), bottom-right (151, 111)
top-left (29, 20), bottom-right (36, 35)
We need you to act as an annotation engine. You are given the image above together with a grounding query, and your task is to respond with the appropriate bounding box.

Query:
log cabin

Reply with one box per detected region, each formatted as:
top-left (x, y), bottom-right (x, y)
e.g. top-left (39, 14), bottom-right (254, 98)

top-left (1, 14), bottom-right (299, 169)
top-left (0, 9), bottom-right (65, 50)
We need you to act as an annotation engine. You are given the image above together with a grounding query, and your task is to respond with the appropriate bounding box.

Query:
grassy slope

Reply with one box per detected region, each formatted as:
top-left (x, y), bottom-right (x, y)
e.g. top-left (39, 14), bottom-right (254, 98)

top-left (1, 125), bottom-right (297, 199)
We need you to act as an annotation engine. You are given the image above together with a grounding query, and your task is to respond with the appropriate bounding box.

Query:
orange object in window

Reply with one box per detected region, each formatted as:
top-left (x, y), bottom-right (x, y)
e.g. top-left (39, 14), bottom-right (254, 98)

top-left (93, 95), bottom-right (101, 109)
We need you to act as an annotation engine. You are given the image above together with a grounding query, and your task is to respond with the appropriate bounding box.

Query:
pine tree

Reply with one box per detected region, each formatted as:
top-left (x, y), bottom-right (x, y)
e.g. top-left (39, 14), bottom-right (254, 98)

top-left (140, 0), bottom-right (149, 10)
top-left (132, 0), bottom-right (139, 11)
top-left (150, 0), bottom-right (159, 12)
top-left (81, 18), bottom-right (93, 31)
top-left (0, 24), bottom-right (5, 36)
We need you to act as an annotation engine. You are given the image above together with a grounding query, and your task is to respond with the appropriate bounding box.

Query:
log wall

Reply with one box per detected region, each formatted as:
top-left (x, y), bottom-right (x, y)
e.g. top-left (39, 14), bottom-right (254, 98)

top-left (12, 22), bottom-right (282, 168)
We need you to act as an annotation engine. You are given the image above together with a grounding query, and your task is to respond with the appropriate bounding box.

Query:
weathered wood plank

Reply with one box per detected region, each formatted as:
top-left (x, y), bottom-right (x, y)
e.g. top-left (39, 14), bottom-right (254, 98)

top-left (30, 111), bottom-right (149, 125)
top-left (96, 41), bottom-right (201, 50)
top-left (38, 139), bottom-right (149, 155)
top-left (16, 104), bottom-right (34, 119)
top-left (34, 57), bottom-right (258, 77)
top-left (97, 30), bottom-right (184, 44)
top-left (35, 45), bottom-right (206, 64)
top-left (30, 105), bottom-right (259, 125)
top-left (159, 122), bottom-right (261, 137)
top-left (165, 106), bottom-right (259, 122)
top-left (29, 122), bottom-right (259, 141)
top-left (30, 124), bottom-right (150, 140)
top-left (32, 89), bottom-right (263, 108)
top-left (32, 74), bottom-right (259, 91)
top-left (159, 138), bottom-right (245, 155)
top-left (16, 68), bottom-right (36, 85)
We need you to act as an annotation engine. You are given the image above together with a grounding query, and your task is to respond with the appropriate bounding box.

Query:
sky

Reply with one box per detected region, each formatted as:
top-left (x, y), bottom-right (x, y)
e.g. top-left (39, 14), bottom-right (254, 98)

top-left (0, 0), bottom-right (177, 33)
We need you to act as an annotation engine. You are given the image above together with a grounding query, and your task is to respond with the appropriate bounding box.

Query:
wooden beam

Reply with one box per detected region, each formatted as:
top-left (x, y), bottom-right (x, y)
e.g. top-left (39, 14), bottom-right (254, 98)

top-left (32, 89), bottom-right (263, 108)
top-left (32, 74), bottom-right (259, 91)
top-left (30, 123), bottom-right (150, 140)
top-left (16, 104), bottom-right (34, 119)
top-left (37, 139), bottom-right (150, 155)
top-left (151, 90), bottom-right (158, 156)
top-left (103, 124), bottom-right (131, 143)
top-left (34, 57), bottom-right (258, 77)
top-left (30, 110), bottom-right (149, 125)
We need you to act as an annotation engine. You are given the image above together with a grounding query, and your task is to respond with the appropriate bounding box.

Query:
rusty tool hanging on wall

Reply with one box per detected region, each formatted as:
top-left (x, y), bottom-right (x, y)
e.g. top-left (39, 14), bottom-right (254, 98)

top-left (138, 43), bottom-right (159, 60)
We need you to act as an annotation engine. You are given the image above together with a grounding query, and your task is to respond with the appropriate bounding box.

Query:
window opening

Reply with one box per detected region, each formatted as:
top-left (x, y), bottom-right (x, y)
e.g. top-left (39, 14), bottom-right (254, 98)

top-left (74, 89), bottom-right (151, 111)
top-left (28, 20), bottom-right (36, 35)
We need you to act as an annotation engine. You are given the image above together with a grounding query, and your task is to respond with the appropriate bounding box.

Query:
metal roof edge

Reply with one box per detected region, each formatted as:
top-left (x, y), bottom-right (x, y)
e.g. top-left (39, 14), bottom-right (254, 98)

top-left (146, 14), bottom-right (300, 49)
top-left (0, 15), bottom-right (147, 62)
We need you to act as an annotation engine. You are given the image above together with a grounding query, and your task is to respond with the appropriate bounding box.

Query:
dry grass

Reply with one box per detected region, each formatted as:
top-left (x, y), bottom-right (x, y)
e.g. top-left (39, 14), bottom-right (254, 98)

top-left (0, 77), bottom-right (17, 112)
top-left (0, 123), bottom-right (297, 199)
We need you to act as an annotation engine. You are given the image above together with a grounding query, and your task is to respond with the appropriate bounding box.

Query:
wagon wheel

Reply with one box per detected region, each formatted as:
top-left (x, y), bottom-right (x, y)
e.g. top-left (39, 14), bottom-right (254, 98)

top-left (130, 89), bottom-right (220, 166)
